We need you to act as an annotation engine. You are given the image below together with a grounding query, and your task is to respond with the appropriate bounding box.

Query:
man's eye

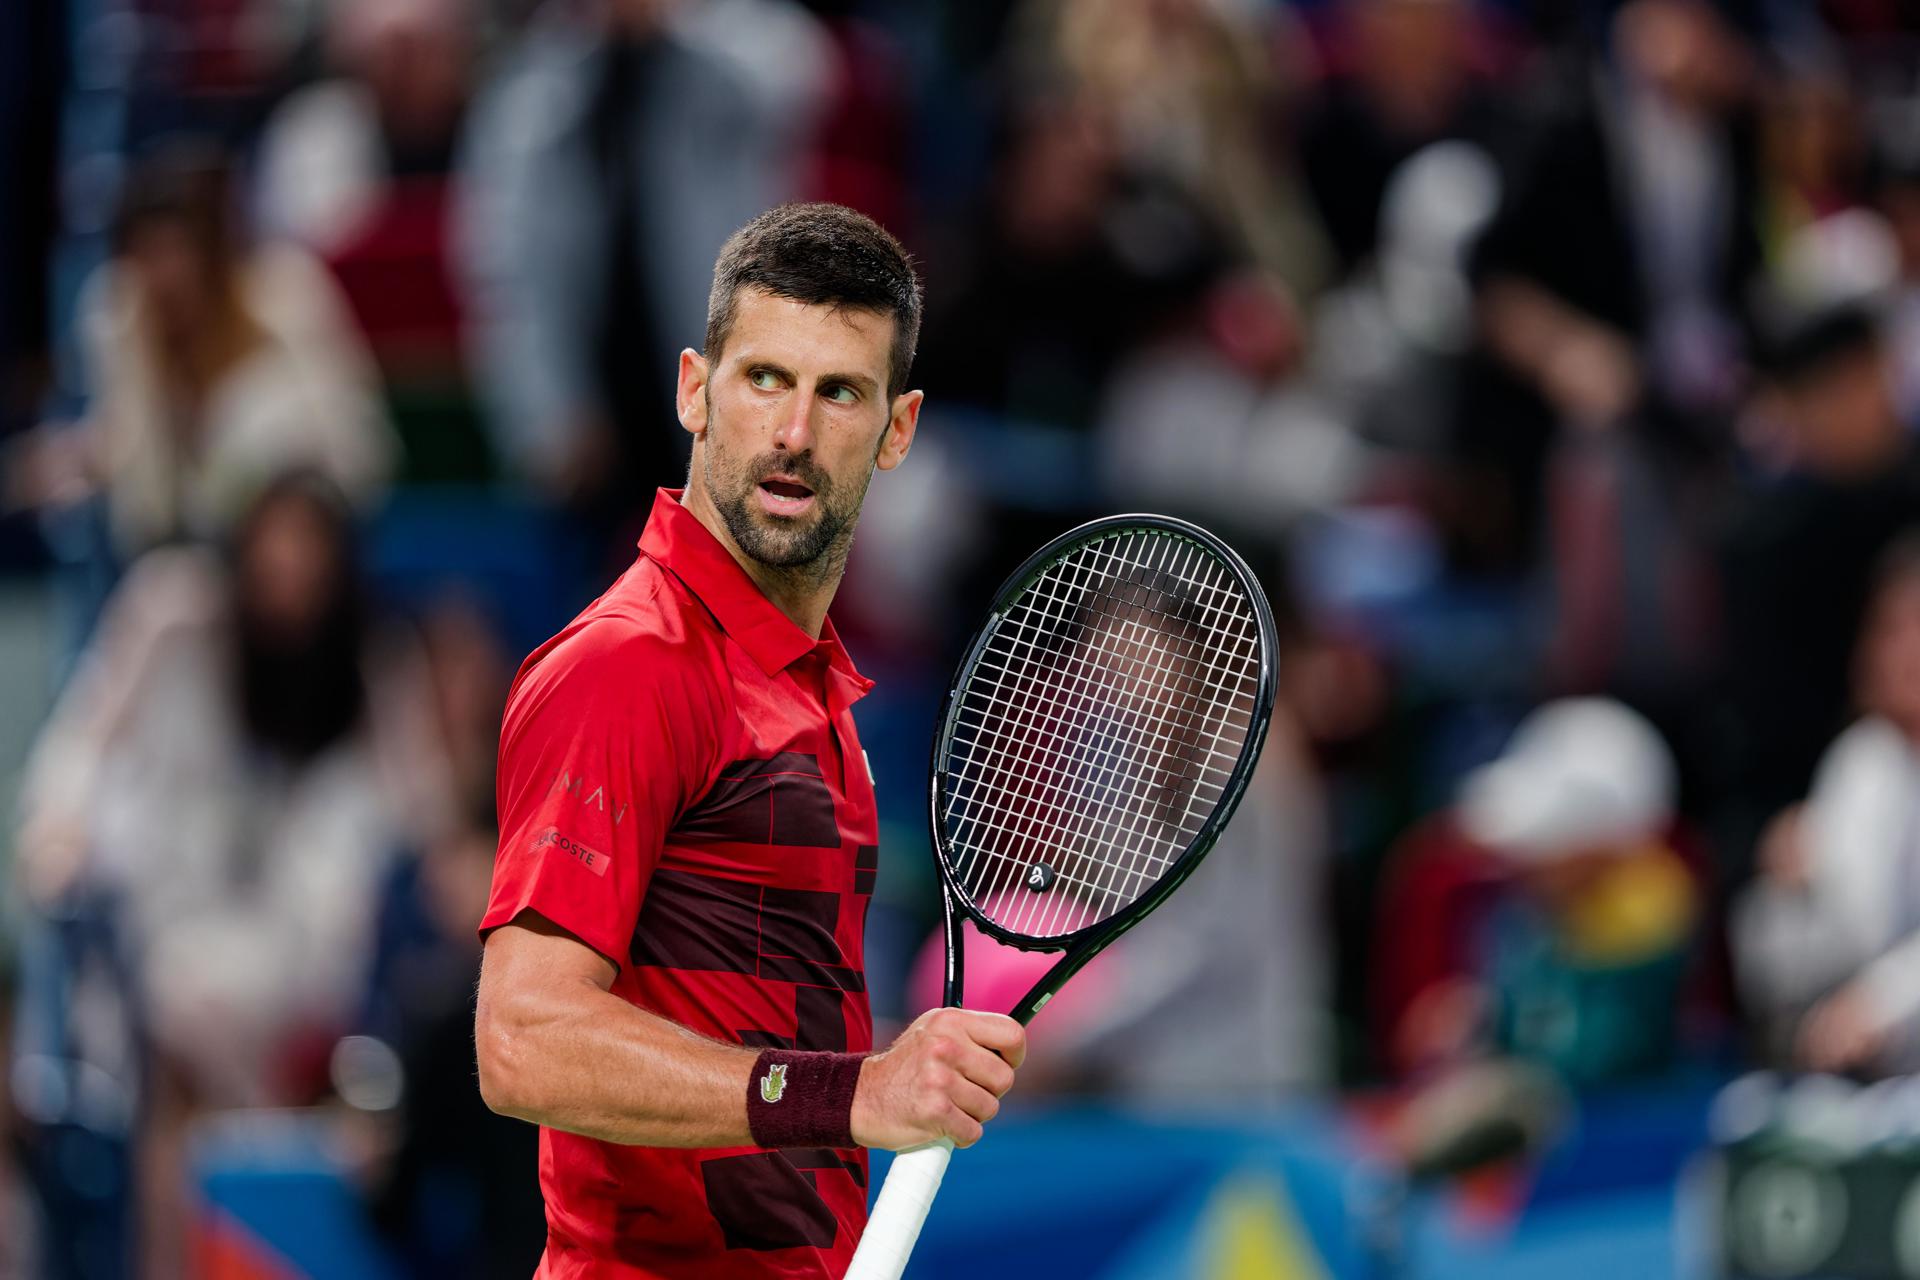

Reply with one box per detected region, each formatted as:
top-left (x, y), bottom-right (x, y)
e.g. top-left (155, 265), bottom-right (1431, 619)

top-left (824, 385), bottom-right (858, 404)
top-left (749, 369), bottom-right (780, 390)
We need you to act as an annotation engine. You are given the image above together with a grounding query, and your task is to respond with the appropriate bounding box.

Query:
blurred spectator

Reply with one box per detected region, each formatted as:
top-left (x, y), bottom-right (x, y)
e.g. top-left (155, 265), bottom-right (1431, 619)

top-left (1323, 139), bottom-right (1502, 429)
top-left (1019, 0), bottom-right (1333, 298)
top-left (256, 0), bottom-right (474, 255)
top-left (1475, 0), bottom-right (1760, 435)
top-left (1715, 301), bottom-right (1920, 866)
top-left (1004, 0), bottom-right (1329, 534)
top-left (1734, 534), bottom-right (1920, 1077)
top-left (16, 144), bottom-right (394, 562)
top-left (457, 0), bottom-right (828, 529)
top-left (1094, 135), bottom-right (1510, 533)
top-left (18, 471), bottom-right (454, 1091)
top-left (259, 0), bottom-right (494, 483)
top-left (912, 88), bottom-right (1243, 613)
top-left (315, 596), bottom-right (542, 1275)
top-left (1460, 0), bottom-right (1762, 575)
top-left (788, 0), bottom-right (916, 235)
top-left (916, 93), bottom-right (1227, 437)
top-left (13, 472), bottom-right (452, 1274)
top-left (1760, 69), bottom-right (1869, 252)
top-left (1298, 0), bottom-right (1512, 279)
top-left (358, 809), bottom-right (547, 1279)
top-left (1384, 699), bottom-right (1697, 1088)
top-left (354, 608), bottom-right (543, 1276)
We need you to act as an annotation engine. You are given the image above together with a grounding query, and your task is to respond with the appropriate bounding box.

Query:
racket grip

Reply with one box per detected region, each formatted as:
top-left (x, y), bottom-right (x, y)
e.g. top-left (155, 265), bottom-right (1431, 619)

top-left (843, 1138), bottom-right (955, 1280)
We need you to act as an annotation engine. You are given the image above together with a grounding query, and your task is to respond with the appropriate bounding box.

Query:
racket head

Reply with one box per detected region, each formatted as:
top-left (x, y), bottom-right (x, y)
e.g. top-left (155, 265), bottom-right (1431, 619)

top-left (928, 514), bottom-right (1279, 956)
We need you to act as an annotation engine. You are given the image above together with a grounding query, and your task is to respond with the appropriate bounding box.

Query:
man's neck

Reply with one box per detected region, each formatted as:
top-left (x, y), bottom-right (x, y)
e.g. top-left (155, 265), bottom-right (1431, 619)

top-left (681, 484), bottom-right (840, 640)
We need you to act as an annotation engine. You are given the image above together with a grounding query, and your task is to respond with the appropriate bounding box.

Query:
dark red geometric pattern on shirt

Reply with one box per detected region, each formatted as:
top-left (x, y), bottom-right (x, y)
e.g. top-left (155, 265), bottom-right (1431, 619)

top-left (677, 752), bottom-right (842, 847)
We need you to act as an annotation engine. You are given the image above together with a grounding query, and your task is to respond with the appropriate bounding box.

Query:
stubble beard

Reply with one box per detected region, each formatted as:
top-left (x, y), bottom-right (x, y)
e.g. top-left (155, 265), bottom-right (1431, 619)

top-left (703, 404), bottom-right (873, 589)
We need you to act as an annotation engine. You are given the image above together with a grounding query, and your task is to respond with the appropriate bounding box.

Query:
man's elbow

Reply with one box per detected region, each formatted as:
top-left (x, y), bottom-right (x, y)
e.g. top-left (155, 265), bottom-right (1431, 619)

top-left (474, 1001), bottom-right (539, 1121)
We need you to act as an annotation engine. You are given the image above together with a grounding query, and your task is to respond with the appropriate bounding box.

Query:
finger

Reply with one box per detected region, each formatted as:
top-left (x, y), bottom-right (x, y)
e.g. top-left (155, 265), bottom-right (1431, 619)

top-left (954, 1041), bottom-right (1016, 1097)
top-left (945, 1104), bottom-right (985, 1149)
top-left (950, 1076), bottom-right (1000, 1126)
top-left (960, 1012), bottom-right (1027, 1068)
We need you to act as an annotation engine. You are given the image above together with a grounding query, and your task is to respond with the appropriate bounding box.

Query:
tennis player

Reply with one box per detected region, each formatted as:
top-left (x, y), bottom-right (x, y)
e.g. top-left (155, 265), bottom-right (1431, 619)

top-left (475, 204), bottom-right (1026, 1278)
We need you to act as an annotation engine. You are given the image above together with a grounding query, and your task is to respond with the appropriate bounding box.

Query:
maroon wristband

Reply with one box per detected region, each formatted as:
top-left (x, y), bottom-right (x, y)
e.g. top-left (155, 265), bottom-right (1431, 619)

top-left (746, 1049), bottom-right (866, 1150)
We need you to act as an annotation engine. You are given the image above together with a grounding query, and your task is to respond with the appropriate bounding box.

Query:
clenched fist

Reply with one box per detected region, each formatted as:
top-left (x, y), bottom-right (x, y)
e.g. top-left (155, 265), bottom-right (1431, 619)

top-left (851, 1008), bottom-right (1026, 1151)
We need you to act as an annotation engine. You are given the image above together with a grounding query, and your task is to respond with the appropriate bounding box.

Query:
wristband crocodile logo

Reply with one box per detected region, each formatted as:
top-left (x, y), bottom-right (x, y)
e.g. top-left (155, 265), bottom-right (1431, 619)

top-left (759, 1063), bottom-right (788, 1104)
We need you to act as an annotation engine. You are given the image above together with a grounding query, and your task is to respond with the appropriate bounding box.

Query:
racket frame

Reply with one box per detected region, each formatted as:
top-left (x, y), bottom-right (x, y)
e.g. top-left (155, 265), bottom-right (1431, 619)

top-left (926, 513), bottom-right (1279, 1022)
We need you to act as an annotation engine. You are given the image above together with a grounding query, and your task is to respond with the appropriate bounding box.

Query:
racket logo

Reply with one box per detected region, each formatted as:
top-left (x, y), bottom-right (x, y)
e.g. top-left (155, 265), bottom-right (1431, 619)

top-left (1026, 864), bottom-right (1056, 892)
top-left (759, 1063), bottom-right (788, 1104)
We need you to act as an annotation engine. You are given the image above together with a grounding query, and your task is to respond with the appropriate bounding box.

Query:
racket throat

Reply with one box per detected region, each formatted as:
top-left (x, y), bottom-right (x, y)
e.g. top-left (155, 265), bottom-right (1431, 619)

top-left (1007, 947), bottom-right (1095, 1025)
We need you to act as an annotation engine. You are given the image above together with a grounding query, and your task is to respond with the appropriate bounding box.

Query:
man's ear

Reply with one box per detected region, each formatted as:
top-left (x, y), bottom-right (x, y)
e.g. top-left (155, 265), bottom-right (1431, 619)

top-left (875, 389), bottom-right (923, 472)
top-left (677, 349), bottom-right (710, 437)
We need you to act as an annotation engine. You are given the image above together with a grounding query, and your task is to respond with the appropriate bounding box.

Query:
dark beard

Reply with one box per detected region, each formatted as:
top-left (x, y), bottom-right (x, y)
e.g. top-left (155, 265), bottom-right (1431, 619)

top-left (706, 441), bottom-right (865, 576)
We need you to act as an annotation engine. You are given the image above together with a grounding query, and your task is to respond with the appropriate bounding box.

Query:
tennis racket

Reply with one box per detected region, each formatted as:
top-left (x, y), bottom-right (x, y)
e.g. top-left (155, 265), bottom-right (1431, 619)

top-left (844, 513), bottom-right (1279, 1280)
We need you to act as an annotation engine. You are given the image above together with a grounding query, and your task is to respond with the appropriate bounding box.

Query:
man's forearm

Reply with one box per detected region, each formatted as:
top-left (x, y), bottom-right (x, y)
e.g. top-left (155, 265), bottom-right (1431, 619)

top-left (477, 970), bottom-right (761, 1148)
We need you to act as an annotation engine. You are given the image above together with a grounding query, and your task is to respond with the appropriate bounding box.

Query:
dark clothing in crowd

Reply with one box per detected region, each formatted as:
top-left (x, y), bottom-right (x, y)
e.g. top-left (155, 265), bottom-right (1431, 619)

top-left (1300, 78), bottom-right (1512, 276)
top-left (917, 178), bottom-right (1227, 434)
top-left (364, 859), bottom-right (544, 1280)
top-left (1457, 79), bottom-right (1765, 565)
top-left (1715, 447), bottom-right (1920, 851)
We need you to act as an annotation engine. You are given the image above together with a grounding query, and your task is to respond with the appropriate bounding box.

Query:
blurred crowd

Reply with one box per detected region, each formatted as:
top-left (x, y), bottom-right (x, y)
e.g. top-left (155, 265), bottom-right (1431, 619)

top-left (5, 0), bottom-right (1920, 1274)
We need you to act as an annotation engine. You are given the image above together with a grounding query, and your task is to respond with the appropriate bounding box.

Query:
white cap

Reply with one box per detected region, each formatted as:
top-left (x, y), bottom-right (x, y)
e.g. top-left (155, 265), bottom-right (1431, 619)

top-left (1459, 698), bottom-right (1676, 860)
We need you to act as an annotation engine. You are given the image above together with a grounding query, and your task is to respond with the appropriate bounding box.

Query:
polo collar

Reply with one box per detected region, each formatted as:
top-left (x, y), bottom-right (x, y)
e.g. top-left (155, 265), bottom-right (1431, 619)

top-left (637, 489), bottom-right (873, 698)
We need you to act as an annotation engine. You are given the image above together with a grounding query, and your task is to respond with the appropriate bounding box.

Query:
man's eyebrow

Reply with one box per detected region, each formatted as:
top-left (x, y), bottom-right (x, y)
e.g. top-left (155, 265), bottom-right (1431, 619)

top-left (820, 371), bottom-right (881, 397)
top-left (742, 358), bottom-right (797, 382)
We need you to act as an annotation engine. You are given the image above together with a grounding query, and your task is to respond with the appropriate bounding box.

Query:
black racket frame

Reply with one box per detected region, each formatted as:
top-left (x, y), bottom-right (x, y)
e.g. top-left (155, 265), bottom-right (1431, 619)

top-left (928, 513), bottom-right (1280, 1024)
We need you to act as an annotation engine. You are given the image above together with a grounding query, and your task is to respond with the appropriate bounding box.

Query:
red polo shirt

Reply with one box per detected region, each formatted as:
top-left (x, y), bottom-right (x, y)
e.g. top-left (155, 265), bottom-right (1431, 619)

top-left (482, 489), bottom-right (881, 1279)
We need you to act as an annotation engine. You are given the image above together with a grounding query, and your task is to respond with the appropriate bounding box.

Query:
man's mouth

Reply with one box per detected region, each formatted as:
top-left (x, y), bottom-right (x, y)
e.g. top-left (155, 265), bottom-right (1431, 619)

top-left (756, 476), bottom-right (817, 517)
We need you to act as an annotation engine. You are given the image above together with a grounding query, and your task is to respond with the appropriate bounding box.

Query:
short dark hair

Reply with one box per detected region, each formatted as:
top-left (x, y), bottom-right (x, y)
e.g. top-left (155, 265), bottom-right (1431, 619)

top-left (704, 204), bottom-right (922, 397)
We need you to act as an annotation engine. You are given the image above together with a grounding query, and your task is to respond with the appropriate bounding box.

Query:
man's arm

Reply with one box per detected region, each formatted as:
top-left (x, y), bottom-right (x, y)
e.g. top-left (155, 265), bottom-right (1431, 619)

top-left (476, 911), bottom-right (757, 1146)
top-left (476, 910), bottom-right (1026, 1150)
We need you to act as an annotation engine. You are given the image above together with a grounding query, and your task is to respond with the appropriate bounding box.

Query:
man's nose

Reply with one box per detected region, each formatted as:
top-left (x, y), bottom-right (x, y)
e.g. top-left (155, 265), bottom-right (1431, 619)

top-left (772, 392), bottom-right (815, 454)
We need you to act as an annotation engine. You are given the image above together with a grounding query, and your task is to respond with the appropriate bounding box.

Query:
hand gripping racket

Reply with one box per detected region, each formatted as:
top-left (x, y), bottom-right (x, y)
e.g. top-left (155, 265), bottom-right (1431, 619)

top-left (844, 514), bottom-right (1278, 1280)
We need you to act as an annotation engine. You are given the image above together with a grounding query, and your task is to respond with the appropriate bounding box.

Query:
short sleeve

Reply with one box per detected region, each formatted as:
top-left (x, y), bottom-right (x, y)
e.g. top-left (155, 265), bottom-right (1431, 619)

top-left (480, 626), bottom-right (710, 969)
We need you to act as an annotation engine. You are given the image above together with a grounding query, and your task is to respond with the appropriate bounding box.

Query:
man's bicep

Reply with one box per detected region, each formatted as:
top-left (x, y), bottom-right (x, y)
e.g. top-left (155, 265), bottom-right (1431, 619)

top-left (481, 908), bottom-right (620, 995)
top-left (476, 909), bottom-right (619, 1117)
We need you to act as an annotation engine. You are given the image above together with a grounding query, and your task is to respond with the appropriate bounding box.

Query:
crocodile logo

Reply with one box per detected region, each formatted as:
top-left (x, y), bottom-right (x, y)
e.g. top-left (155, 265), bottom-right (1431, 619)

top-left (759, 1063), bottom-right (788, 1104)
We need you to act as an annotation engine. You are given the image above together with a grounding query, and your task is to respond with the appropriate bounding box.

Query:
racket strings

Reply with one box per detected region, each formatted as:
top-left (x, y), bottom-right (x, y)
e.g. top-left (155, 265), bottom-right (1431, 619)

top-left (1035, 546), bottom-right (1256, 928)
top-left (952, 574), bottom-right (1250, 907)
top-left (941, 529), bottom-right (1263, 939)
top-left (958, 543), bottom-right (1254, 936)
top-left (960, 541), bottom-right (1244, 909)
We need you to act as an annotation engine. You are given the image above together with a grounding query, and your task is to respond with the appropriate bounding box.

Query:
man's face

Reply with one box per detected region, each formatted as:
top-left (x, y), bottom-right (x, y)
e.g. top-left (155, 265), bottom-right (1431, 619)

top-left (678, 288), bottom-right (918, 574)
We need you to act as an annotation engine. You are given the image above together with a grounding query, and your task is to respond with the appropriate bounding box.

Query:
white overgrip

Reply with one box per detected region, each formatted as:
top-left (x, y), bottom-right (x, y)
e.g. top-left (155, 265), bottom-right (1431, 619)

top-left (842, 1138), bottom-right (956, 1280)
